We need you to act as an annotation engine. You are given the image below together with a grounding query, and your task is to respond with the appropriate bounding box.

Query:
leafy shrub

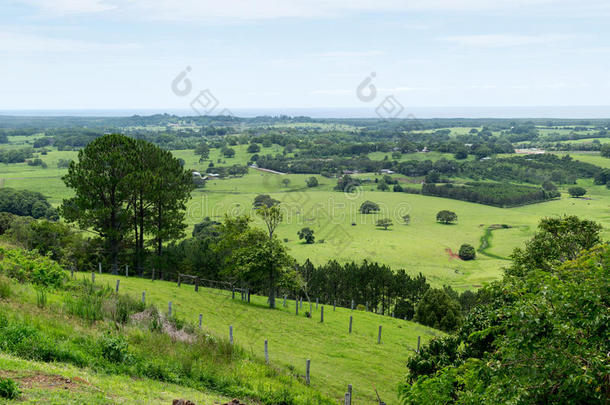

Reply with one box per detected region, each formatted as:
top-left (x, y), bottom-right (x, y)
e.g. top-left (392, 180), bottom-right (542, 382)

top-left (0, 247), bottom-right (65, 288)
top-left (458, 244), bottom-right (476, 261)
top-left (0, 377), bottom-right (20, 399)
top-left (99, 334), bottom-right (130, 363)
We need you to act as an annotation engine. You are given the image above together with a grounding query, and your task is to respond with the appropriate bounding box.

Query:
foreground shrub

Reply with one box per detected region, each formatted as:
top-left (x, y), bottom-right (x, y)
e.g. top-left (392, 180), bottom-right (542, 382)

top-left (0, 377), bottom-right (20, 399)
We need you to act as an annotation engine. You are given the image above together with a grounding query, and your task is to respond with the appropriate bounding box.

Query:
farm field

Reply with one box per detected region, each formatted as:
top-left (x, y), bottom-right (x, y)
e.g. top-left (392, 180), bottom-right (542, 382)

top-left (2, 147), bottom-right (610, 289)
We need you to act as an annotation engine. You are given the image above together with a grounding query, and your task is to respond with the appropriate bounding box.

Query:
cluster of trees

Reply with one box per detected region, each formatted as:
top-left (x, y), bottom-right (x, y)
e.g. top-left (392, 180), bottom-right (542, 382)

top-left (0, 148), bottom-right (34, 163)
top-left (422, 182), bottom-right (558, 207)
top-left (0, 188), bottom-right (58, 220)
top-left (400, 216), bottom-right (607, 404)
top-left (297, 260), bottom-right (473, 331)
top-left (60, 134), bottom-right (193, 274)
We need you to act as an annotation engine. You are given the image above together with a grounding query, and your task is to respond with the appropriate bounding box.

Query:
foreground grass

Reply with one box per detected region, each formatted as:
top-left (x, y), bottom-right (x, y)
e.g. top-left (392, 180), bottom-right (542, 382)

top-left (0, 353), bottom-right (229, 404)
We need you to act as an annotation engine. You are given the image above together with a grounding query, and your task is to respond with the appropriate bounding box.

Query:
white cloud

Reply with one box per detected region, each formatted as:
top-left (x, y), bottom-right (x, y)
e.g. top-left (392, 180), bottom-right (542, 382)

top-left (441, 34), bottom-right (580, 48)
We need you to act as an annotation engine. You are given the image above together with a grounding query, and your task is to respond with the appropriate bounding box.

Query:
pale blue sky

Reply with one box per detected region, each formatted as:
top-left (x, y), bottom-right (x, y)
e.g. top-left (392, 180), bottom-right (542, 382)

top-left (1, 0), bottom-right (609, 111)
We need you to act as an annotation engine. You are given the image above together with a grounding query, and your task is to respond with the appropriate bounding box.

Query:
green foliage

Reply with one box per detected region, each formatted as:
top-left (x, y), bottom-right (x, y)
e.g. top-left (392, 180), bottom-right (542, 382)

top-left (359, 200), bottom-right (380, 214)
top-left (0, 377), bottom-right (20, 399)
top-left (402, 214), bottom-right (411, 225)
top-left (221, 146), bottom-right (235, 158)
top-left (305, 176), bottom-right (318, 187)
top-left (297, 227), bottom-right (315, 244)
top-left (414, 288), bottom-right (462, 332)
top-left (600, 143), bottom-right (610, 158)
top-left (334, 174), bottom-right (360, 192)
top-left (0, 187), bottom-right (58, 219)
top-left (253, 194), bottom-right (280, 208)
top-left (0, 275), bottom-right (12, 299)
top-left (247, 143), bottom-right (260, 153)
top-left (568, 186), bottom-right (587, 197)
top-left (376, 218), bottom-right (393, 230)
top-left (508, 215), bottom-right (602, 276)
top-left (99, 334), bottom-right (130, 363)
top-left (423, 181), bottom-right (557, 207)
top-left (401, 219), bottom-right (610, 404)
top-left (436, 210), bottom-right (457, 224)
top-left (0, 247), bottom-right (65, 288)
top-left (458, 244), bottom-right (476, 260)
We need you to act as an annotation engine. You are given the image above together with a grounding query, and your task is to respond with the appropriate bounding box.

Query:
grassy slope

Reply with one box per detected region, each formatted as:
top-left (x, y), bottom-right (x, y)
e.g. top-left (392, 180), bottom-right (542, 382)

top-left (0, 353), bottom-right (229, 405)
top-left (90, 272), bottom-right (441, 404)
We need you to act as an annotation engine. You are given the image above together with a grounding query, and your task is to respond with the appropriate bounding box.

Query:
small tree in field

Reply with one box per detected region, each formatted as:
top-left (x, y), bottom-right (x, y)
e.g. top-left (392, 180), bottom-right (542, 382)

top-left (306, 177), bottom-right (318, 188)
top-left (297, 227), bottom-right (315, 244)
top-left (281, 178), bottom-right (291, 188)
top-left (360, 200), bottom-right (380, 214)
top-left (376, 218), bottom-right (393, 230)
top-left (458, 244), bottom-right (476, 260)
top-left (568, 186), bottom-right (587, 198)
top-left (402, 214), bottom-right (411, 225)
top-left (436, 210), bottom-right (457, 224)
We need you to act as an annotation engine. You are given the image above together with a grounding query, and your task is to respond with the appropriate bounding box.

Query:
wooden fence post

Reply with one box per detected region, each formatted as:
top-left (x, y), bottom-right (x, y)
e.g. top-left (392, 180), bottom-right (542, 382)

top-left (333, 300), bottom-right (336, 311)
top-left (229, 325), bottom-right (233, 344)
top-left (115, 279), bottom-right (120, 293)
top-left (70, 267), bottom-right (74, 278)
top-left (264, 340), bottom-right (269, 364)
top-left (349, 315), bottom-right (353, 333)
top-left (296, 298), bottom-right (299, 315)
top-left (351, 300), bottom-right (354, 310)
top-left (320, 306), bottom-right (324, 323)
top-left (198, 314), bottom-right (202, 329)
top-left (125, 264), bottom-right (128, 277)
top-left (152, 268), bottom-right (155, 281)
top-left (347, 384), bottom-right (352, 405)
top-left (316, 298), bottom-right (318, 310)
top-left (168, 301), bottom-right (172, 317)
top-left (142, 291), bottom-right (146, 305)
top-left (247, 289), bottom-right (250, 303)
top-left (195, 278), bottom-right (199, 292)
top-left (91, 272), bottom-right (95, 284)
top-left (378, 325), bottom-right (382, 344)
top-left (305, 359), bottom-right (311, 385)
top-left (366, 301), bottom-right (369, 312)
top-left (417, 336), bottom-right (421, 353)
top-left (232, 288), bottom-right (235, 300)
top-left (177, 274), bottom-right (181, 287)
top-left (299, 297), bottom-right (303, 309)
top-left (344, 393), bottom-right (350, 405)
top-left (98, 262), bottom-right (101, 274)
top-left (283, 295), bottom-right (287, 307)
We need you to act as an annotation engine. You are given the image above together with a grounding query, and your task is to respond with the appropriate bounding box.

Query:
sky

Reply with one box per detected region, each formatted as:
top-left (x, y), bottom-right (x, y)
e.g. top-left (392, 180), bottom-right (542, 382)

top-left (1, 0), bottom-right (610, 113)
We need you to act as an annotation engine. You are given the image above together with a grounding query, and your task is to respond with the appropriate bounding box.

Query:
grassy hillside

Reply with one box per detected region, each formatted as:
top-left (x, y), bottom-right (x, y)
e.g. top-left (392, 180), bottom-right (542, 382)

top-left (88, 272), bottom-right (441, 403)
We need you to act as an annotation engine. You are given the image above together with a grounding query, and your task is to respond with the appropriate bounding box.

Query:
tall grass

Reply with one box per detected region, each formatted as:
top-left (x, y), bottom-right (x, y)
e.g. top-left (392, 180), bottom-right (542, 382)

top-left (0, 276), bottom-right (11, 299)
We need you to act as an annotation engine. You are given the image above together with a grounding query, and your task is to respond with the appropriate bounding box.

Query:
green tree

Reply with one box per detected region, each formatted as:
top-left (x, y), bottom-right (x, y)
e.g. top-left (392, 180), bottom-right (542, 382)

top-left (458, 244), bottom-right (476, 260)
top-left (61, 134), bottom-right (136, 273)
top-left (221, 146), bottom-right (235, 158)
top-left (376, 218), bottom-right (393, 230)
top-left (414, 288), bottom-right (462, 332)
top-left (247, 143), bottom-right (260, 153)
top-left (359, 200), bottom-right (380, 214)
top-left (436, 210), bottom-right (457, 224)
top-left (253, 194), bottom-right (279, 208)
top-left (281, 178), bottom-right (291, 188)
top-left (257, 205), bottom-right (285, 308)
top-left (508, 215), bottom-right (602, 276)
top-left (306, 177), bottom-right (318, 187)
top-left (600, 143), bottom-right (610, 158)
top-left (402, 214), bottom-right (411, 225)
top-left (567, 186), bottom-right (587, 197)
top-left (297, 227), bottom-right (315, 244)
top-left (195, 142), bottom-right (210, 162)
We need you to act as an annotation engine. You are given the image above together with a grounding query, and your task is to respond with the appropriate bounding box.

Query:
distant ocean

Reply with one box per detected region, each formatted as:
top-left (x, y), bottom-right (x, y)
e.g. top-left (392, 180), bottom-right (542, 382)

top-left (1, 106), bottom-right (610, 119)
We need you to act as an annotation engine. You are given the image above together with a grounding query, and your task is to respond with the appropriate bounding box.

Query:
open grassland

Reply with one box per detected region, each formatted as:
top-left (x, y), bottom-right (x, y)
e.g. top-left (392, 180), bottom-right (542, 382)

top-left (2, 148), bottom-right (610, 289)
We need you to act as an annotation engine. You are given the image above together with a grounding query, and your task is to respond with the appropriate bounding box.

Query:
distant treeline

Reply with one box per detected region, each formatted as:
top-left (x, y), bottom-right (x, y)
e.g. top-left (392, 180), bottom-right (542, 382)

top-left (421, 182), bottom-right (558, 207)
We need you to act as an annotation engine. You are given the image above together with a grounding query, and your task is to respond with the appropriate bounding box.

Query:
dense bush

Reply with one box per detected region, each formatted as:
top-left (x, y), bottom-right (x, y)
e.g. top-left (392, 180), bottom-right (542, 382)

top-left (0, 247), bottom-right (65, 288)
top-left (423, 182), bottom-right (557, 207)
top-left (0, 188), bottom-right (58, 219)
top-left (401, 218), bottom-right (610, 404)
top-left (359, 200), bottom-right (380, 214)
top-left (0, 377), bottom-right (20, 399)
top-left (458, 244), bottom-right (476, 260)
